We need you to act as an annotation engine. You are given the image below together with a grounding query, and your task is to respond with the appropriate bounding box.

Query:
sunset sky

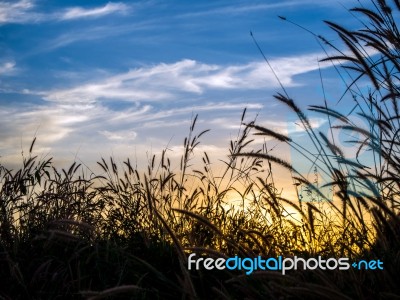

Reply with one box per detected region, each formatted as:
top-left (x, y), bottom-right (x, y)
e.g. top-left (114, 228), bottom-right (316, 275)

top-left (0, 0), bottom-right (372, 196)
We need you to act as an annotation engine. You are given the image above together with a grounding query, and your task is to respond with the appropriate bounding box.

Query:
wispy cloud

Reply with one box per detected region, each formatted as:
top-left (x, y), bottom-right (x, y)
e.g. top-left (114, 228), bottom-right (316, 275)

top-left (60, 2), bottom-right (129, 21)
top-left (42, 54), bottom-right (328, 104)
top-left (99, 129), bottom-right (137, 141)
top-left (178, 0), bottom-right (349, 19)
top-left (0, 50), bottom-right (333, 168)
top-left (0, 105), bottom-right (83, 155)
top-left (0, 61), bottom-right (16, 75)
top-left (0, 1), bottom-right (129, 25)
top-left (109, 102), bottom-right (264, 125)
top-left (31, 20), bottom-right (156, 54)
top-left (0, 96), bottom-right (255, 169)
top-left (0, 0), bottom-right (37, 24)
top-left (179, 2), bottom-right (298, 18)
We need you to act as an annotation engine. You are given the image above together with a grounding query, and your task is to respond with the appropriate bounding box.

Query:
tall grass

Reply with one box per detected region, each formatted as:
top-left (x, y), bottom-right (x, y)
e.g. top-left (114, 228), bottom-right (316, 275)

top-left (236, 0), bottom-right (400, 297)
top-left (1, 0), bottom-right (399, 299)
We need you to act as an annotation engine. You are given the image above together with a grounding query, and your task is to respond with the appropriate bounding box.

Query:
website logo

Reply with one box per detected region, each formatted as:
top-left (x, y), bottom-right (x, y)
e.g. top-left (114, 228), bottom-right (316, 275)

top-left (187, 254), bottom-right (383, 275)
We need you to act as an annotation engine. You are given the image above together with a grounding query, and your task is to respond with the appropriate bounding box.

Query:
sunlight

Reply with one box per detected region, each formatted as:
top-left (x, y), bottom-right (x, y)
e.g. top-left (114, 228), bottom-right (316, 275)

top-left (1, 0), bottom-right (399, 298)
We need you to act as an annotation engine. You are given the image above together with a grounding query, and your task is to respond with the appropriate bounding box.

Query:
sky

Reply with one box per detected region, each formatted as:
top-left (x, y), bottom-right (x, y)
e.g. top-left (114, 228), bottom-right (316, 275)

top-left (0, 0), bottom-right (374, 197)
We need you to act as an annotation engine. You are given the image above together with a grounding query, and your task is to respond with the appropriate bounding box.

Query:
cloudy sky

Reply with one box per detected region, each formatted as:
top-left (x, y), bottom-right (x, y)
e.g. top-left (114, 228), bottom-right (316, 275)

top-left (0, 0), bottom-right (370, 195)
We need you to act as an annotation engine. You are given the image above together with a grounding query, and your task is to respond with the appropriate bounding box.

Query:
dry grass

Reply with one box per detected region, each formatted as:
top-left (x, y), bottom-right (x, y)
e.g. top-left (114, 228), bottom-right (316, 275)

top-left (1, 0), bottom-right (400, 299)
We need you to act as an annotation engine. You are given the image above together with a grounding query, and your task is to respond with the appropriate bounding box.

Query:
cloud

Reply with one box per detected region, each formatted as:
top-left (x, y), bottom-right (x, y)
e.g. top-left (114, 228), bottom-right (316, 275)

top-left (32, 19), bottom-right (157, 54)
top-left (0, 98), bottom-right (112, 162)
top-left (0, 61), bottom-right (16, 75)
top-left (0, 1), bottom-right (129, 25)
top-left (99, 129), bottom-right (137, 142)
top-left (257, 118), bottom-right (327, 135)
top-left (42, 54), bottom-right (328, 104)
top-left (178, 0), bottom-right (351, 18)
top-left (60, 2), bottom-right (129, 21)
top-left (179, 2), bottom-right (300, 18)
top-left (0, 0), bottom-right (37, 24)
top-left (5, 53), bottom-right (322, 158)
top-left (0, 52), bottom-right (333, 169)
top-left (36, 26), bottom-right (125, 53)
top-left (109, 102), bottom-right (264, 125)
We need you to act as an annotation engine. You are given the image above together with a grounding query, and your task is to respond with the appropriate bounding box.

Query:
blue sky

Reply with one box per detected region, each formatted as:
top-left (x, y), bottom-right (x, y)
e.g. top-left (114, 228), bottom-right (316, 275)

top-left (0, 0), bottom-right (369, 191)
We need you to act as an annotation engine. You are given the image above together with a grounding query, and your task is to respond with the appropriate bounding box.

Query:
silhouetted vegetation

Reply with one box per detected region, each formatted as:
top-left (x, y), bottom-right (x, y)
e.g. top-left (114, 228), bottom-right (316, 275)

top-left (1, 0), bottom-right (399, 299)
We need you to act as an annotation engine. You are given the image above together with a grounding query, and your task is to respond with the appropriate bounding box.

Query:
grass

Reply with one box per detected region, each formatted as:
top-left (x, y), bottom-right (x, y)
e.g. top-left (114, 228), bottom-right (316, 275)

top-left (1, 0), bottom-right (400, 299)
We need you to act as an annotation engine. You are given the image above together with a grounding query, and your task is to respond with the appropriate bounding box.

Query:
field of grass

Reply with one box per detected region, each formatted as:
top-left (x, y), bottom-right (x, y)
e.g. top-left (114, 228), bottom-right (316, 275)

top-left (1, 0), bottom-right (400, 299)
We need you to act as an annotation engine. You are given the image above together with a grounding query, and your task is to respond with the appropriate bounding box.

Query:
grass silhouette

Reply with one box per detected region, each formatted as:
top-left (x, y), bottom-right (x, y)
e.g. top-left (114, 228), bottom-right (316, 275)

top-left (1, 0), bottom-right (400, 299)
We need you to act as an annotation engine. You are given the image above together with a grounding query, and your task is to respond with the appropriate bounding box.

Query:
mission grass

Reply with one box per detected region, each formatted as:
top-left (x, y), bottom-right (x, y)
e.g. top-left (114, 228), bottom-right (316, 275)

top-left (0, 110), bottom-right (393, 299)
top-left (1, 0), bottom-right (400, 298)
